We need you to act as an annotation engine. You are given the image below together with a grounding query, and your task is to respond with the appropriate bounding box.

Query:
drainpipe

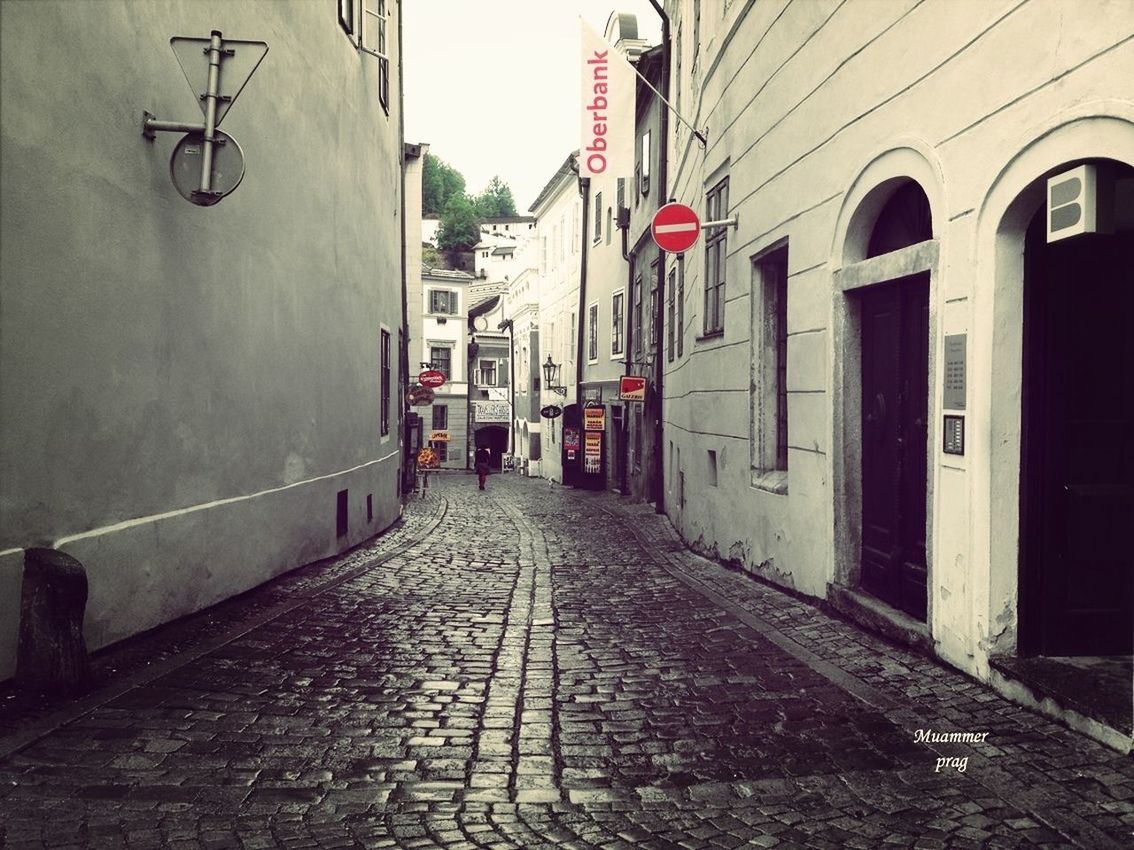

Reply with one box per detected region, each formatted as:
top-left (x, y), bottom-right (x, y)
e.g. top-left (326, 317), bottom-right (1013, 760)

top-left (648, 0), bottom-right (670, 515)
top-left (500, 316), bottom-right (515, 456)
top-left (620, 218), bottom-right (633, 497)
top-left (397, 8), bottom-right (409, 497)
top-left (576, 177), bottom-right (591, 395)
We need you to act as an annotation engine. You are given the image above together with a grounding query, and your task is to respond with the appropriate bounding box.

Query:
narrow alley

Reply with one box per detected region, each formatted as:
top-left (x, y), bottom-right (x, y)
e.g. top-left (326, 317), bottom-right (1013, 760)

top-left (1, 474), bottom-right (1130, 849)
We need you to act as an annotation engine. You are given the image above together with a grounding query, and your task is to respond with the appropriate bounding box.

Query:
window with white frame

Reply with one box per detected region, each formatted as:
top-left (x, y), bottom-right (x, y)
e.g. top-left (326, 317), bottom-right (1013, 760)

top-left (479, 359), bottom-right (497, 386)
top-left (587, 302), bottom-right (599, 362)
top-left (704, 176), bottom-right (729, 334)
top-left (667, 268), bottom-right (675, 362)
top-left (611, 290), bottom-right (625, 356)
top-left (751, 246), bottom-right (789, 485)
top-left (380, 329), bottom-right (390, 435)
top-left (430, 346), bottom-right (452, 379)
top-left (640, 131), bottom-right (651, 196)
top-left (429, 289), bottom-right (457, 314)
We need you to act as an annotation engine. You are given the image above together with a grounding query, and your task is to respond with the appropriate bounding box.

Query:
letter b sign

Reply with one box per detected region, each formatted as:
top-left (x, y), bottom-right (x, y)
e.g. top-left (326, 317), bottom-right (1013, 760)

top-left (1047, 164), bottom-right (1098, 243)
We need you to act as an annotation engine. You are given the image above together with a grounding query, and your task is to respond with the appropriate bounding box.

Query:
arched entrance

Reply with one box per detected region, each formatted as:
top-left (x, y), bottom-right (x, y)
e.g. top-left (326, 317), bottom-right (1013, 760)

top-left (853, 181), bottom-right (933, 621)
top-left (1019, 161), bottom-right (1134, 655)
top-left (474, 426), bottom-right (508, 471)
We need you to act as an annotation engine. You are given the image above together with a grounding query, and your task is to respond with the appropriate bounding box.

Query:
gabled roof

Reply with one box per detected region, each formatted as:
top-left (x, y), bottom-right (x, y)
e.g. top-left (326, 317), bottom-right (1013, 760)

top-left (528, 151), bottom-right (579, 214)
top-left (424, 268), bottom-right (475, 281)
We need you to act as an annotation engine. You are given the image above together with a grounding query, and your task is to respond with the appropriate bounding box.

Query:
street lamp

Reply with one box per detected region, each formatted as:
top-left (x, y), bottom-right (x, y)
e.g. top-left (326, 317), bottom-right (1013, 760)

top-left (542, 354), bottom-right (567, 396)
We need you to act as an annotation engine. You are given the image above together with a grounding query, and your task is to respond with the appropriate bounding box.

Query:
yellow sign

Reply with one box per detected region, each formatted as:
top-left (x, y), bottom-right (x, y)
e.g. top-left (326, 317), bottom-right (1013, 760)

top-left (583, 406), bottom-right (605, 431)
top-left (428, 430), bottom-right (451, 442)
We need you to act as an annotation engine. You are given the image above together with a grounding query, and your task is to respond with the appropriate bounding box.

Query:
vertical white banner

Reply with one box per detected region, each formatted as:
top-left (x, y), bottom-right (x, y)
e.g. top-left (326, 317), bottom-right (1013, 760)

top-left (580, 19), bottom-right (635, 180)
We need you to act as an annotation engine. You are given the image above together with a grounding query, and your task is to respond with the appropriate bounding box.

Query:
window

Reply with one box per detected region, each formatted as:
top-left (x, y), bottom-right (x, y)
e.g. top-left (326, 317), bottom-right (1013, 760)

top-left (436, 442), bottom-right (448, 462)
top-left (707, 449), bottom-right (718, 487)
top-left (376, 0), bottom-right (389, 112)
top-left (430, 346), bottom-right (452, 379)
top-left (640, 131), bottom-right (651, 195)
top-left (752, 247), bottom-right (789, 484)
top-left (667, 268), bottom-right (676, 362)
top-left (611, 290), bottom-right (625, 356)
top-left (606, 207), bottom-right (612, 245)
top-left (677, 256), bottom-right (685, 357)
top-left (571, 203), bottom-right (579, 248)
top-left (338, 0), bottom-right (355, 37)
top-left (617, 177), bottom-right (625, 211)
top-left (633, 273), bottom-right (643, 355)
top-left (704, 177), bottom-right (729, 334)
top-left (588, 303), bottom-right (599, 362)
top-left (380, 329), bottom-right (391, 436)
top-left (432, 404), bottom-right (448, 430)
top-left (593, 191), bottom-right (603, 242)
top-left (480, 359), bottom-right (497, 386)
top-left (430, 289), bottom-right (457, 314)
top-left (649, 261), bottom-right (660, 346)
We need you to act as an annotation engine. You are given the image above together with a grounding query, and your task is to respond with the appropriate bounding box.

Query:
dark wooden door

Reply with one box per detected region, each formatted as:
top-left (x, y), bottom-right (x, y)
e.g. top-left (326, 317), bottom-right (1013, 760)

top-left (860, 275), bottom-right (930, 621)
top-left (1022, 215), bottom-right (1134, 655)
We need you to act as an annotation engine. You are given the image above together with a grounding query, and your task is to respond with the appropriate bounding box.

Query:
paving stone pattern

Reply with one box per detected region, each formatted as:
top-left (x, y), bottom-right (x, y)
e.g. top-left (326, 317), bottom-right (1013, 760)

top-left (0, 474), bottom-right (1131, 849)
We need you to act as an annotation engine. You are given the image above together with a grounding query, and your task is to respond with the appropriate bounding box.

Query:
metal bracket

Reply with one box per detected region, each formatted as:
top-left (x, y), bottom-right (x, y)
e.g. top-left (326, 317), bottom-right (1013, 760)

top-left (702, 215), bottom-right (739, 231)
top-left (142, 110), bottom-right (206, 141)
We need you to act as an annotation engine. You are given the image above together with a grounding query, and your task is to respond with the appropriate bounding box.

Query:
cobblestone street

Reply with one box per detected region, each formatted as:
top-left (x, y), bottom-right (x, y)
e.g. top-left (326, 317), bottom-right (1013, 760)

top-left (1, 474), bottom-right (1131, 849)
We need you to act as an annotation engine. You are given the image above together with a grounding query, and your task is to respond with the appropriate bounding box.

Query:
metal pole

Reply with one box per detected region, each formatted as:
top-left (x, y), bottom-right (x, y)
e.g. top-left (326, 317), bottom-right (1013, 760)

top-left (199, 30), bottom-right (224, 194)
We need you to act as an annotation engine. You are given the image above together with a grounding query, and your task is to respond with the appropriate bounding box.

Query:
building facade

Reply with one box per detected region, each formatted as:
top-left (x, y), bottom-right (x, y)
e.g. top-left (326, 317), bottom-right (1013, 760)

top-left (504, 267), bottom-right (543, 477)
top-left (530, 153), bottom-right (584, 485)
top-left (662, 0), bottom-right (1133, 745)
top-left (418, 269), bottom-right (474, 469)
top-left (0, 0), bottom-right (406, 680)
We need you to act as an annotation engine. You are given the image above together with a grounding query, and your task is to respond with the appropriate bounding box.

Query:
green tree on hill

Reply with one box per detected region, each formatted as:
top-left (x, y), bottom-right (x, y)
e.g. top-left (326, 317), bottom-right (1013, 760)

top-left (422, 154), bottom-right (466, 216)
top-left (436, 193), bottom-right (480, 254)
top-left (473, 176), bottom-right (518, 218)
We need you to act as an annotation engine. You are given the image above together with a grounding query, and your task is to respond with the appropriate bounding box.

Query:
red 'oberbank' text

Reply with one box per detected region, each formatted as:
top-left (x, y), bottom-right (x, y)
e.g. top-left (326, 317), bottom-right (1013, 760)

top-left (586, 51), bottom-right (609, 174)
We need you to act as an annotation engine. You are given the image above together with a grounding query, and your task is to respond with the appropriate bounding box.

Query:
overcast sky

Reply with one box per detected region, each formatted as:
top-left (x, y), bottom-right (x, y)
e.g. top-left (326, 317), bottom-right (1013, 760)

top-left (403, 1), bottom-right (662, 213)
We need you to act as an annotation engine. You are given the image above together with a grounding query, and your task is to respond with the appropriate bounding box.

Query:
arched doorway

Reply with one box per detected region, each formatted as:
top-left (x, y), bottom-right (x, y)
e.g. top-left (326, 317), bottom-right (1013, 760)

top-left (474, 426), bottom-right (508, 471)
top-left (1019, 161), bottom-right (1134, 655)
top-left (854, 181), bottom-right (933, 621)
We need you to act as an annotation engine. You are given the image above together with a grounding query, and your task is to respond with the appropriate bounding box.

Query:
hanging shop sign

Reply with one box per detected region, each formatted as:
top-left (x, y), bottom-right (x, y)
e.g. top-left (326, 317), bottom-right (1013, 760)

top-left (419, 370), bottom-right (446, 389)
top-left (619, 375), bottom-right (647, 401)
top-left (540, 405), bottom-right (563, 419)
top-left (428, 430), bottom-right (451, 442)
top-left (417, 447), bottom-right (439, 468)
top-left (583, 404), bottom-right (606, 431)
top-left (407, 384), bottom-right (435, 406)
top-left (475, 401), bottom-right (511, 423)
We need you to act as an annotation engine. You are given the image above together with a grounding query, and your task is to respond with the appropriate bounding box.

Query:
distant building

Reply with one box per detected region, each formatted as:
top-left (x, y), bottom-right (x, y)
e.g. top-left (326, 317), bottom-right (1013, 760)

top-left (0, 0), bottom-right (406, 680)
top-left (418, 268), bottom-right (474, 469)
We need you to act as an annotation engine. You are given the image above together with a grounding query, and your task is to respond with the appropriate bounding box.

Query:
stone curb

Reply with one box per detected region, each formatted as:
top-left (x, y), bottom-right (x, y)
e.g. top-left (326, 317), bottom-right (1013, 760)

top-left (0, 496), bottom-right (450, 761)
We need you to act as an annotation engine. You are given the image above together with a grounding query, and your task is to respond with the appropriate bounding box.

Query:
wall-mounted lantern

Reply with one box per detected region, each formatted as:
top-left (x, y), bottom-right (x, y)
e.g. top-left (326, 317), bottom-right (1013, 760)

top-left (542, 355), bottom-right (567, 396)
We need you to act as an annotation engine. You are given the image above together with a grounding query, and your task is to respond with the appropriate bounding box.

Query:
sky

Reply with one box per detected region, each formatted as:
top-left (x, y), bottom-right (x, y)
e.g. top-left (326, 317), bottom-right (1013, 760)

top-left (402, 1), bottom-right (662, 213)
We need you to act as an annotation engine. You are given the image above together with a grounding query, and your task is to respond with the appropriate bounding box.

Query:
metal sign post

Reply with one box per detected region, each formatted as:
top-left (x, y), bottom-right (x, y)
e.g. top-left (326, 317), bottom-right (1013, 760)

top-left (142, 30), bottom-right (268, 206)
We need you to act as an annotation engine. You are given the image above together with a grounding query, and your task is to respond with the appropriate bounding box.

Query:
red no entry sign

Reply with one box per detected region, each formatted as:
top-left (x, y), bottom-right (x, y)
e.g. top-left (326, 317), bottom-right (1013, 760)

top-left (651, 202), bottom-right (701, 253)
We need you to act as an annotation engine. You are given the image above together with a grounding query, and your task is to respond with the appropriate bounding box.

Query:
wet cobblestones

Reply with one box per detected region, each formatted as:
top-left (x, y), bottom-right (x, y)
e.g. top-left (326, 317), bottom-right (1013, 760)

top-left (0, 473), bottom-right (1131, 848)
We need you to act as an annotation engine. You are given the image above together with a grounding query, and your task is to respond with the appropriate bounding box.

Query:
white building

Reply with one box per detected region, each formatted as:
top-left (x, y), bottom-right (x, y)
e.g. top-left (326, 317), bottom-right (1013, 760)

top-left (529, 153), bottom-right (584, 485)
top-left (418, 268), bottom-right (474, 469)
top-left (0, 0), bottom-right (406, 681)
top-left (663, 0), bottom-right (1133, 749)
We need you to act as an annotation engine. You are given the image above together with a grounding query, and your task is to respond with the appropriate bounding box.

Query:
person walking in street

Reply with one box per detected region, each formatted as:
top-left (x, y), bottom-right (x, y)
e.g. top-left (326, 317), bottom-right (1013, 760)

top-left (475, 446), bottom-right (491, 490)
